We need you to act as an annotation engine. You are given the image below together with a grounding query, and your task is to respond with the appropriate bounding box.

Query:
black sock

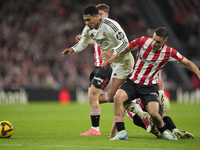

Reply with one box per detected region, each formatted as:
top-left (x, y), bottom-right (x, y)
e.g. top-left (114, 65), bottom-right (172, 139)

top-left (163, 116), bottom-right (176, 132)
top-left (133, 115), bottom-right (146, 130)
top-left (157, 123), bottom-right (165, 133)
top-left (91, 115), bottom-right (100, 127)
top-left (115, 122), bottom-right (125, 132)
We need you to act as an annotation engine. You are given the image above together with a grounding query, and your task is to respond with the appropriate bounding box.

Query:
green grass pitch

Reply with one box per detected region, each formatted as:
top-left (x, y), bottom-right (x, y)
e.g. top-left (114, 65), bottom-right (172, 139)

top-left (0, 101), bottom-right (199, 150)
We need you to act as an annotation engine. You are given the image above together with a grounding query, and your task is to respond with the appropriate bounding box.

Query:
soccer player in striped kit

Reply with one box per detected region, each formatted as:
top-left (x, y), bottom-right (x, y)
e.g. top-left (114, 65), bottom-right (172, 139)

top-left (61, 5), bottom-right (150, 136)
top-left (102, 27), bottom-right (200, 140)
top-left (109, 76), bottom-right (195, 139)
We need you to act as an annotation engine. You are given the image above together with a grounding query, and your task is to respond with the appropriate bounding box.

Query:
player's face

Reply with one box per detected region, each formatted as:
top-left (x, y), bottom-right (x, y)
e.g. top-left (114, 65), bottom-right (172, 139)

top-left (152, 33), bottom-right (167, 50)
top-left (83, 14), bottom-right (100, 29)
top-left (98, 10), bottom-right (108, 18)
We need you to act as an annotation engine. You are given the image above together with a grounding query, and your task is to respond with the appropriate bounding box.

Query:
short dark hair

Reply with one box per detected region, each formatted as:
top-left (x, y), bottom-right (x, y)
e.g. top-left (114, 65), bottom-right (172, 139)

top-left (96, 3), bottom-right (110, 13)
top-left (155, 27), bottom-right (169, 40)
top-left (83, 5), bottom-right (99, 16)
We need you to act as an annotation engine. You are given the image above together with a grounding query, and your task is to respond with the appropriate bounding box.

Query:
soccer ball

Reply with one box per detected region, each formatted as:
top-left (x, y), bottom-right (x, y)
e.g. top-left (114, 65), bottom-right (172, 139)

top-left (0, 121), bottom-right (14, 138)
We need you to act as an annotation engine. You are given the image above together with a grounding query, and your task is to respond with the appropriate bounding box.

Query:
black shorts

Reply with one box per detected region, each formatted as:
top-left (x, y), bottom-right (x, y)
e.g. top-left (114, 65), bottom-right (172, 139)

top-left (141, 104), bottom-right (163, 117)
top-left (120, 79), bottom-right (159, 106)
top-left (89, 67), bottom-right (112, 90)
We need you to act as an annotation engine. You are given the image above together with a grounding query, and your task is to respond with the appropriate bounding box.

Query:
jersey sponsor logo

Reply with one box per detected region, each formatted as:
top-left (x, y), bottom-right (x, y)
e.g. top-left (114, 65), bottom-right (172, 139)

top-left (139, 55), bottom-right (158, 65)
top-left (95, 38), bottom-right (109, 45)
top-left (116, 32), bottom-right (124, 40)
top-left (142, 46), bottom-right (147, 50)
top-left (94, 77), bottom-right (104, 85)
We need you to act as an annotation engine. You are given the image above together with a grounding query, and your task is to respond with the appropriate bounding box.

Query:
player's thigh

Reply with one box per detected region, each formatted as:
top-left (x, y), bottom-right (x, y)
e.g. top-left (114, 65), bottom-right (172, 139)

top-left (146, 101), bottom-right (160, 116)
top-left (88, 85), bottom-right (103, 101)
top-left (108, 77), bottom-right (126, 99)
top-left (114, 88), bottom-right (129, 104)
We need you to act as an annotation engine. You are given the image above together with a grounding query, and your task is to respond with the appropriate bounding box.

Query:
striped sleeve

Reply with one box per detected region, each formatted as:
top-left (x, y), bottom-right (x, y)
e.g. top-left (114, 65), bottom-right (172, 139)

top-left (169, 48), bottom-right (184, 62)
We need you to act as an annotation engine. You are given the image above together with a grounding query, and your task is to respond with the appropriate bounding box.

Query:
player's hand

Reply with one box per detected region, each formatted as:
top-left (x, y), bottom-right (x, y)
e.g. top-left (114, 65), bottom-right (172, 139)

top-left (75, 34), bottom-right (82, 42)
top-left (109, 133), bottom-right (116, 138)
top-left (100, 50), bottom-right (113, 62)
top-left (101, 58), bottom-right (113, 69)
top-left (60, 48), bottom-right (74, 57)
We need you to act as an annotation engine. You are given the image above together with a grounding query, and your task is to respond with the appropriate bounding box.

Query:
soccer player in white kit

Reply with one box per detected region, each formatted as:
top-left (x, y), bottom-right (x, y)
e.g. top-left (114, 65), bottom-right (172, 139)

top-left (75, 4), bottom-right (113, 136)
top-left (102, 27), bottom-right (200, 140)
top-left (61, 5), bottom-right (150, 136)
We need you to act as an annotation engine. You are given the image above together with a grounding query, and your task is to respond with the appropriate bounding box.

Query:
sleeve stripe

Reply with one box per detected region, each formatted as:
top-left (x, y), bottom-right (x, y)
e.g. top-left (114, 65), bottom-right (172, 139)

top-left (72, 42), bottom-right (79, 49)
top-left (104, 19), bottom-right (119, 32)
top-left (116, 41), bottom-right (128, 54)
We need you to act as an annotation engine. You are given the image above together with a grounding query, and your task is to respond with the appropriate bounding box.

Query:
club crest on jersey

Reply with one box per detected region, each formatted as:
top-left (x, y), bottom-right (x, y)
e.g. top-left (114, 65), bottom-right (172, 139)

top-left (160, 53), bottom-right (165, 58)
top-left (103, 32), bottom-right (107, 37)
top-left (116, 32), bottom-right (124, 40)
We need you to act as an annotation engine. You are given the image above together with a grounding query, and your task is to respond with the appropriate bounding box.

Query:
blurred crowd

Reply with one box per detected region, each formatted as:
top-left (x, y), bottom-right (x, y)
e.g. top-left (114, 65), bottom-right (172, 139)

top-left (168, 0), bottom-right (200, 59)
top-left (0, 0), bottom-right (199, 91)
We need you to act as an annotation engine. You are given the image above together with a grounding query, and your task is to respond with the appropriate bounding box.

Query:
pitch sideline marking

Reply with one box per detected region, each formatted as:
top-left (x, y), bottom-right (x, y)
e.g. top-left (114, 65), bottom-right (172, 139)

top-left (0, 144), bottom-right (186, 150)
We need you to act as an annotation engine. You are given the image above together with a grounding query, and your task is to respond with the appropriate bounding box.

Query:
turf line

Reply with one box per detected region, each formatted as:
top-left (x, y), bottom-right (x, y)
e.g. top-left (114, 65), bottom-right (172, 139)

top-left (0, 144), bottom-right (186, 150)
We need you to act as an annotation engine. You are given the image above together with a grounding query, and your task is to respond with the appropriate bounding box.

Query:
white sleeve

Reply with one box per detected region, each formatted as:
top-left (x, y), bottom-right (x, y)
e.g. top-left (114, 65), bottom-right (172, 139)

top-left (104, 19), bottom-right (129, 55)
top-left (112, 31), bottom-right (129, 56)
top-left (71, 26), bottom-right (91, 53)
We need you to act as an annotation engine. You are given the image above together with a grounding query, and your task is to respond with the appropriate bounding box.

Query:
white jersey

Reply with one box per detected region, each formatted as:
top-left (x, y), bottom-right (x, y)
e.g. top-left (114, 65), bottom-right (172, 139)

top-left (72, 18), bottom-right (133, 66)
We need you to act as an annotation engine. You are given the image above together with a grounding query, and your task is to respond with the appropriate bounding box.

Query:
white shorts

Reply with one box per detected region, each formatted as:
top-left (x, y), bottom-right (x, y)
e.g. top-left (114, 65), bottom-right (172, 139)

top-left (111, 53), bottom-right (134, 79)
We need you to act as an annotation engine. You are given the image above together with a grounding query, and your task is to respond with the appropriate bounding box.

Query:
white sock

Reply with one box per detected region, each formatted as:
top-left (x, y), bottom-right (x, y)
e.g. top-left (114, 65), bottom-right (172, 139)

top-left (92, 126), bottom-right (99, 132)
top-left (131, 102), bottom-right (147, 120)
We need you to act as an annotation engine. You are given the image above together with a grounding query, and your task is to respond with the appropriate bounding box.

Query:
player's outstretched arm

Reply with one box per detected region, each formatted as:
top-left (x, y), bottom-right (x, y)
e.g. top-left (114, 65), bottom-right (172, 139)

top-left (109, 118), bottom-right (117, 137)
top-left (181, 57), bottom-right (200, 80)
top-left (75, 34), bottom-right (95, 45)
top-left (60, 48), bottom-right (74, 57)
top-left (101, 46), bottom-right (131, 69)
top-left (75, 35), bottom-right (82, 42)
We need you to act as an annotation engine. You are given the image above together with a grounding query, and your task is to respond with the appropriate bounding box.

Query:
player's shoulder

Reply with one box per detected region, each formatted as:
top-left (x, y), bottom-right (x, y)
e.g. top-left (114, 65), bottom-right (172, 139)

top-left (132, 36), bottom-right (151, 43)
top-left (101, 18), bottom-right (121, 30)
top-left (142, 36), bottom-right (151, 41)
top-left (82, 25), bottom-right (96, 35)
top-left (82, 25), bottom-right (90, 32)
top-left (102, 18), bottom-right (118, 24)
top-left (163, 43), bottom-right (175, 53)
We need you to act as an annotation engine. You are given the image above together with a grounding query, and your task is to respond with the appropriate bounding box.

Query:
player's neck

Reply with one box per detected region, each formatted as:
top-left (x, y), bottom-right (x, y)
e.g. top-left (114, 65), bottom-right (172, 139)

top-left (94, 18), bottom-right (102, 30)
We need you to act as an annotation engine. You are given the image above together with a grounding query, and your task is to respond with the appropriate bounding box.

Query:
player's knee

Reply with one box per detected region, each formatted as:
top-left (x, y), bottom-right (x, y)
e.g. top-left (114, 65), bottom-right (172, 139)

top-left (88, 91), bottom-right (98, 103)
top-left (149, 112), bottom-right (160, 120)
top-left (107, 93), bottom-right (114, 102)
top-left (113, 94), bottom-right (124, 105)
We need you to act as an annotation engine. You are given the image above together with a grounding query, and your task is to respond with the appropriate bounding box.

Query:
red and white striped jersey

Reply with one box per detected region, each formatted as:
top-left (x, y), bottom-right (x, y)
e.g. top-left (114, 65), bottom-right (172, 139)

top-left (94, 43), bottom-right (103, 67)
top-left (129, 36), bottom-right (184, 85)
